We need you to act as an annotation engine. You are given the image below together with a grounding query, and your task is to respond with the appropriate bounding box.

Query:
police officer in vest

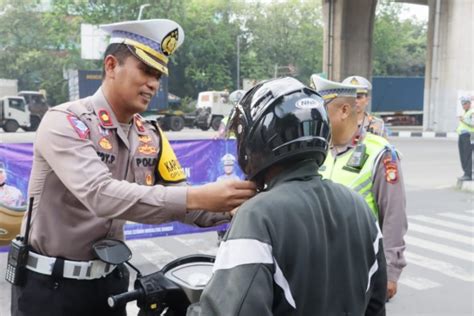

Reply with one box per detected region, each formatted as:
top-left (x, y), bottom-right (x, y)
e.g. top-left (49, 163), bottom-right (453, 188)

top-left (10, 19), bottom-right (256, 316)
top-left (457, 96), bottom-right (474, 181)
top-left (341, 75), bottom-right (387, 137)
top-left (311, 75), bottom-right (407, 301)
top-left (199, 77), bottom-right (387, 315)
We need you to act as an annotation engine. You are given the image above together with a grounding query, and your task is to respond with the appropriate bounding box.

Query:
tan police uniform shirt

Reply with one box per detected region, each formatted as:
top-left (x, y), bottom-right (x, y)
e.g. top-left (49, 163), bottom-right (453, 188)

top-left (24, 88), bottom-right (212, 261)
top-left (361, 112), bottom-right (387, 138)
top-left (330, 130), bottom-right (407, 282)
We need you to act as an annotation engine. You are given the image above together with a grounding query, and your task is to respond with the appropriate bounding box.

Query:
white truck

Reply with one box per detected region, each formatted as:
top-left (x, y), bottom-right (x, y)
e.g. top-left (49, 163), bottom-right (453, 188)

top-left (156, 90), bottom-right (234, 132)
top-left (194, 90), bottom-right (234, 131)
top-left (0, 79), bottom-right (30, 132)
top-left (0, 79), bottom-right (50, 132)
top-left (0, 96), bottom-right (30, 132)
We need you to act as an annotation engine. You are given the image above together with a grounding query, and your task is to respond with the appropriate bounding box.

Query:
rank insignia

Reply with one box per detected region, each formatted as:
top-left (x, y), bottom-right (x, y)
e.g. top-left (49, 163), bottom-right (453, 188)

top-left (99, 137), bottom-right (113, 150)
top-left (138, 144), bottom-right (157, 155)
top-left (139, 135), bottom-right (152, 143)
top-left (98, 109), bottom-right (113, 127)
top-left (145, 174), bottom-right (153, 186)
top-left (135, 117), bottom-right (145, 133)
top-left (67, 115), bottom-right (89, 139)
top-left (97, 126), bottom-right (110, 136)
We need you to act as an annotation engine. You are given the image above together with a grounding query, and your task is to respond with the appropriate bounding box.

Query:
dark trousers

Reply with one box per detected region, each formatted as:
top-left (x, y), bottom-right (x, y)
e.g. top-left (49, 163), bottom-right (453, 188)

top-left (458, 133), bottom-right (473, 177)
top-left (11, 264), bottom-right (129, 316)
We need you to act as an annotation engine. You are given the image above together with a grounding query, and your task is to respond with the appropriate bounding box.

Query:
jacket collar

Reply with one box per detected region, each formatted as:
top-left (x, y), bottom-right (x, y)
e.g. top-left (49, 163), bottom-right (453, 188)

top-left (91, 88), bottom-right (130, 148)
top-left (266, 159), bottom-right (319, 190)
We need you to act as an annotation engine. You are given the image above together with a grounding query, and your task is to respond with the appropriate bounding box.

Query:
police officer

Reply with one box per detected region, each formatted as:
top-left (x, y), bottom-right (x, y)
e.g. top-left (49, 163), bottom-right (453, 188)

top-left (311, 75), bottom-right (407, 300)
top-left (216, 153), bottom-right (240, 182)
top-left (214, 90), bottom-right (245, 139)
top-left (199, 77), bottom-right (387, 315)
top-left (11, 19), bottom-right (256, 316)
top-left (341, 75), bottom-right (387, 137)
top-left (456, 96), bottom-right (474, 181)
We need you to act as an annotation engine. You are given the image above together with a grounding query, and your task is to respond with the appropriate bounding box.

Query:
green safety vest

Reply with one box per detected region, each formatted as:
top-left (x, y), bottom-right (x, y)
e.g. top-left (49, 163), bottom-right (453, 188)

top-left (319, 133), bottom-right (391, 218)
top-left (456, 109), bottom-right (474, 135)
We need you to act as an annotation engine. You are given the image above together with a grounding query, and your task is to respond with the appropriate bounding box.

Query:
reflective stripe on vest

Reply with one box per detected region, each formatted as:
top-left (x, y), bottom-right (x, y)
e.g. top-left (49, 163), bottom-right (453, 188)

top-left (320, 133), bottom-right (390, 218)
top-left (456, 109), bottom-right (474, 135)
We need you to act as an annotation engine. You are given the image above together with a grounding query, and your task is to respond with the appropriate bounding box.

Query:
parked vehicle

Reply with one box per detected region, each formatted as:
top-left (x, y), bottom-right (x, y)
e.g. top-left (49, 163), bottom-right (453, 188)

top-left (0, 79), bottom-right (49, 131)
top-left (18, 91), bottom-right (50, 131)
top-left (372, 76), bottom-right (424, 126)
top-left (0, 96), bottom-right (30, 132)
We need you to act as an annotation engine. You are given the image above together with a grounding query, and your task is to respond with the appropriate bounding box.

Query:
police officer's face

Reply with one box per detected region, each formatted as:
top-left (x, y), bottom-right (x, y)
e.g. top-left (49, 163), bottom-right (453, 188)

top-left (355, 94), bottom-right (369, 114)
top-left (224, 164), bottom-right (234, 175)
top-left (111, 55), bottom-right (161, 116)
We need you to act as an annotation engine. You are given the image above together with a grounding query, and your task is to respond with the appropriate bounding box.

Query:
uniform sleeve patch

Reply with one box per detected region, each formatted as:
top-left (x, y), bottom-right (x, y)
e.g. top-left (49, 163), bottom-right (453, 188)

top-left (67, 115), bottom-right (89, 139)
top-left (383, 156), bottom-right (398, 184)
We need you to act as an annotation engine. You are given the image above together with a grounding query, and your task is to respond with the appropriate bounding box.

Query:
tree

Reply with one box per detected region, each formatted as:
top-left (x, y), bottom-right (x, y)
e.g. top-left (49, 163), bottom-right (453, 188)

top-left (373, 0), bottom-right (427, 76)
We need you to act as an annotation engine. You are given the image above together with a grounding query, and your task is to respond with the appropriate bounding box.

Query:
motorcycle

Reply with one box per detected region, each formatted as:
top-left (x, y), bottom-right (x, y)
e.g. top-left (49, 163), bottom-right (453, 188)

top-left (93, 239), bottom-right (214, 316)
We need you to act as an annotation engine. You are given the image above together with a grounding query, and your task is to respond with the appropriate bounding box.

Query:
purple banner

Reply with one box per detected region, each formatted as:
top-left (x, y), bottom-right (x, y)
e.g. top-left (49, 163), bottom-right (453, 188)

top-left (0, 139), bottom-right (240, 252)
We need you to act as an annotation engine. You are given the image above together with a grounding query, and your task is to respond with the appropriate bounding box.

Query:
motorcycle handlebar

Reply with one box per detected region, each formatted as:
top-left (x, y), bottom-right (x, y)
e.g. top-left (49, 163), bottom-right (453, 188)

top-left (107, 288), bottom-right (144, 308)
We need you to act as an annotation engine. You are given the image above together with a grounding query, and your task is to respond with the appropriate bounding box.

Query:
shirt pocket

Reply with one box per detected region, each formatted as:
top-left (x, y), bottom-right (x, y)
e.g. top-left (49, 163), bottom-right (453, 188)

top-left (131, 155), bottom-right (157, 186)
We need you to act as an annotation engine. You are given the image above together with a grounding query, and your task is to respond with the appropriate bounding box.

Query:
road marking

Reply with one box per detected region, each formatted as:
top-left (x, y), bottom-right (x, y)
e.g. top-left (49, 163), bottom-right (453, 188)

top-left (405, 251), bottom-right (474, 282)
top-left (409, 223), bottom-right (474, 246)
top-left (439, 212), bottom-right (474, 223)
top-left (398, 276), bottom-right (441, 290)
top-left (409, 215), bottom-right (473, 233)
top-left (405, 236), bottom-right (474, 262)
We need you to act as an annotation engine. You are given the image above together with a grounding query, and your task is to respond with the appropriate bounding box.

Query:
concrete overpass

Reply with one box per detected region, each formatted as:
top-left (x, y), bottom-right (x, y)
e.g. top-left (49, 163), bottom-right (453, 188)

top-left (321, 0), bottom-right (473, 133)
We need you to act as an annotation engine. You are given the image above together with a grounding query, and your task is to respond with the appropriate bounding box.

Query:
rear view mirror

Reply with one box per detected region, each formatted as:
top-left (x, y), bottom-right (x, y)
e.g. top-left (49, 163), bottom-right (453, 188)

top-left (92, 239), bottom-right (132, 265)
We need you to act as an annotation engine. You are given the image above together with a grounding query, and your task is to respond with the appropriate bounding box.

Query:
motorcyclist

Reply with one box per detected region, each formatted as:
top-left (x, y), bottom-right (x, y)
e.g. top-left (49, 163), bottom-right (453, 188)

top-left (199, 77), bottom-right (387, 315)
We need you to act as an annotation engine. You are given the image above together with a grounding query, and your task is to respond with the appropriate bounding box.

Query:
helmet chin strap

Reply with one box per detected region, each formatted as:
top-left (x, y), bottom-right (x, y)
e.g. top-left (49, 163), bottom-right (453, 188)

top-left (0, 182), bottom-right (5, 187)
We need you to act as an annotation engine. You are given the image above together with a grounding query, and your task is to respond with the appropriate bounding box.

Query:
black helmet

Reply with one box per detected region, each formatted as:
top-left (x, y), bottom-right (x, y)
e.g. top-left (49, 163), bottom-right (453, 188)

top-left (228, 77), bottom-right (330, 180)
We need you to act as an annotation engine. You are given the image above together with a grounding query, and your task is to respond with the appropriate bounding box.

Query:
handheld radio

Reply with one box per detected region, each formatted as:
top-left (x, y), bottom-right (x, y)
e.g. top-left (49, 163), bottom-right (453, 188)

top-left (5, 197), bottom-right (33, 286)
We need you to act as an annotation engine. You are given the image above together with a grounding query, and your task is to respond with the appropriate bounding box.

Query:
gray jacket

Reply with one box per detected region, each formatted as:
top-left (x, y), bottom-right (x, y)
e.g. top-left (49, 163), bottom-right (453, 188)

top-left (200, 160), bottom-right (387, 316)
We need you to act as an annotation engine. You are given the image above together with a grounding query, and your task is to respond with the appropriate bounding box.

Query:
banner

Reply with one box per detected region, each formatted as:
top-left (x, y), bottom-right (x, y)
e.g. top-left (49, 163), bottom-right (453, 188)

top-left (0, 139), bottom-right (241, 251)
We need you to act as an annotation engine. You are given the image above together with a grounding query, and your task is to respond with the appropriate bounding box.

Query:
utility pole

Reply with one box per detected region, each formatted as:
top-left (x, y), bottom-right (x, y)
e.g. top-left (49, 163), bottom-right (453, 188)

top-left (138, 4), bottom-right (150, 20)
top-left (236, 36), bottom-right (240, 90)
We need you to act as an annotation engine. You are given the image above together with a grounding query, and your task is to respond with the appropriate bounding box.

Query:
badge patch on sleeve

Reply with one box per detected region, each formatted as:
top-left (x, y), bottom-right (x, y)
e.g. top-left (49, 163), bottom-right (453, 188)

top-left (156, 128), bottom-right (186, 183)
top-left (67, 115), bottom-right (89, 139)
top-left (383, 157), bottom-right (398, 184)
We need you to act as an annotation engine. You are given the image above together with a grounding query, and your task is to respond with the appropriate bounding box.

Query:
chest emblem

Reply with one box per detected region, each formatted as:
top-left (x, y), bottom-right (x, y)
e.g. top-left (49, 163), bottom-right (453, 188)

top-left (138, 144), bottom-right (157, 155)
top-left (145, 174), bottom-right (153, 185)
top-left (139, 135), bottom-right (152, 143)
top-left (99, 137), bottom-right (113, 150)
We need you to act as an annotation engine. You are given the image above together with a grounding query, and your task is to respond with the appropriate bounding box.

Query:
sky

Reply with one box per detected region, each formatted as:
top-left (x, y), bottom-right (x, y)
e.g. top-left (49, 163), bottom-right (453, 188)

top-left (400, 3), bottom-right (429, 22)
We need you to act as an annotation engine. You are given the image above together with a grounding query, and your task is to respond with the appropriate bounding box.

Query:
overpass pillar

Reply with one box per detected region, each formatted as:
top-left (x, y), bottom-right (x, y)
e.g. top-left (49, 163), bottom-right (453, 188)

top-left (322, 0), bottom-right (377, 81)
top-left (424, 0), bottom-right (474, 132)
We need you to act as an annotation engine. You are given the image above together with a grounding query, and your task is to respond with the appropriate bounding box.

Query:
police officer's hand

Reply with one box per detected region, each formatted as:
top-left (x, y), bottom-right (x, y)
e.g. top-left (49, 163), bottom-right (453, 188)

top-left (187, 179), bottom-right (257, 212)
top-left (387, 280), bottom-right (397, 300)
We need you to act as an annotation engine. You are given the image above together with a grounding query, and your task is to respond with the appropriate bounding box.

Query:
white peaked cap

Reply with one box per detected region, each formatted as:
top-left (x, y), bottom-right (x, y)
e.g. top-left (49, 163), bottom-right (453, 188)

top-left (100, 19), bottom-right (185, 76)
top-left (342, 76), bottom-right (372, 94)
top-left (310, 75), bottom-right (358, 101)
